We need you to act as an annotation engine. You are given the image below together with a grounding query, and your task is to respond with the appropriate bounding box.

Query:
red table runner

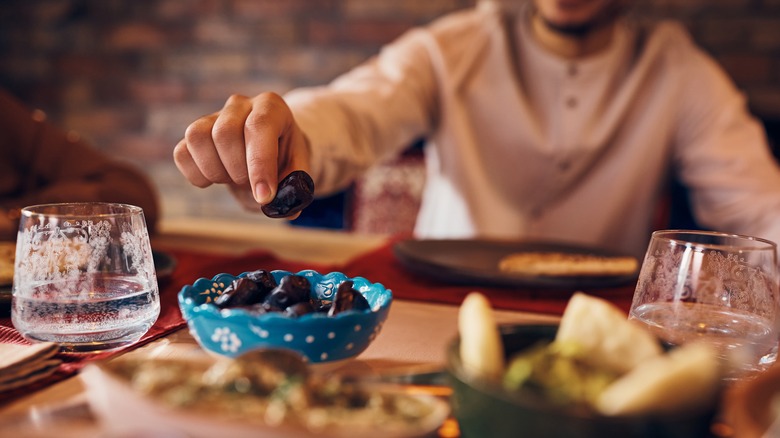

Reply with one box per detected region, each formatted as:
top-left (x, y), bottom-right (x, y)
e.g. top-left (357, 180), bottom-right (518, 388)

top-left (0, 238), bottom-right (636, 406)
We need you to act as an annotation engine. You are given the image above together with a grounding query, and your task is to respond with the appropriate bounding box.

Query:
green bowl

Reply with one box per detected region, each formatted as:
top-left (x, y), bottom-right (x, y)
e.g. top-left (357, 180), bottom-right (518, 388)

top-left (446, 324), bottom-right (719, 438)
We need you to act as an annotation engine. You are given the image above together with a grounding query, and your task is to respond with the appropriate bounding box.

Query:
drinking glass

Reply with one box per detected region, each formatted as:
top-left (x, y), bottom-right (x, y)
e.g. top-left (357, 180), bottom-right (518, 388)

top-left (11, 203), bottom-right (160, 352)
top-left (629, 230), bottom-right (779, 379)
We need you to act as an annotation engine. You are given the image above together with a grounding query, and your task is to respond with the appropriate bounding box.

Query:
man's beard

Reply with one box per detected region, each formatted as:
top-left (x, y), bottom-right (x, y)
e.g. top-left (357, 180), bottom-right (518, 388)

top-left (539, 2), bottom-right (627, 38)
top-left (541, 18), bottom-right (599, 37)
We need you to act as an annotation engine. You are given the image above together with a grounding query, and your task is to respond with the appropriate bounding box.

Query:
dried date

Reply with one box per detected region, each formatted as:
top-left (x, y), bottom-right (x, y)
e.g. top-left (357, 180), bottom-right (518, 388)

top-left (285, 301), bottom-right (316, 317)
top-left (328, 281), bottom-right (370, 316)
top-left (265, 275), bottom-right (311, 308)
top-left (215, 277), bottom-right (266, 308)
top-left (244, 269), bottom-right (278, 292)
top-left (261, 170), bottom-right (315, 218)
top-left (214, 272), bottom-right (370, 319)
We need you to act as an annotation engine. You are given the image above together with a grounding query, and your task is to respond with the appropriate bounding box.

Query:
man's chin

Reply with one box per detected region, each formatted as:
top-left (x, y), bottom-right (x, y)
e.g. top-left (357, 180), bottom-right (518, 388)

top-left (537, 0), bottom-right (626, 38)
top-left (542, 18), bottom-right (598, 37)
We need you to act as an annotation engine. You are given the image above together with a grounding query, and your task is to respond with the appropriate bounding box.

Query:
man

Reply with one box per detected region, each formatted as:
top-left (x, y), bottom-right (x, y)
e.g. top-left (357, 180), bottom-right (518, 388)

top-left (173, 0), bottom-right (780, 257)
top-left (0, 89), bottom-right (160, 240)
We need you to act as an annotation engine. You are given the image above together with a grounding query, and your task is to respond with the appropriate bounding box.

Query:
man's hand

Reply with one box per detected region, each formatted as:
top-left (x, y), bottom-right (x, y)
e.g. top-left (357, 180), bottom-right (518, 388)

top-left (173, 92), bottom-right (312, 210)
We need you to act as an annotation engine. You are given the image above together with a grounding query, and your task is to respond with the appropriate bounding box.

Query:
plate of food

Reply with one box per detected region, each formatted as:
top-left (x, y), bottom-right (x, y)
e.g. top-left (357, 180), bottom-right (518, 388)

top-left (392, 238), bottom-right (640, 288)
top-left (81, 348), bottom-right (449, 438)
top-left (448, 292), bottom-right (722, 438)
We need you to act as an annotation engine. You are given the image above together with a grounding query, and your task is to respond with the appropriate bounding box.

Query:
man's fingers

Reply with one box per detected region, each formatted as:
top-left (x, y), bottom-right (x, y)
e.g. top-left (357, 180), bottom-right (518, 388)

top-left (175, 92), bottom-right (311, 215)
top-left (244, 93), bottom-right (292, 204)
top-left (184, 113), bottom-right (232, 184)
top-left (212, 95), bottom-right (253, 185)
top-left (278, 124), bottom-right (313, 179)
top-left (173, 138), bottom-right (212, 188)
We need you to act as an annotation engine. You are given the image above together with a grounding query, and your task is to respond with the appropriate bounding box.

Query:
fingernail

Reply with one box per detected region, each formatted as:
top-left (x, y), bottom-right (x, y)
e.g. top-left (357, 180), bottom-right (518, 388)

top-left (254, 182), bottom-right (272, 204)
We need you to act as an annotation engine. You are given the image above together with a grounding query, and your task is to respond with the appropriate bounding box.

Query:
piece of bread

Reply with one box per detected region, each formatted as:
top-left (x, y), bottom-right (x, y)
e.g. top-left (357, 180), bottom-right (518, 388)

top-left (458, 292), bottom-right (505, 381)
top-left (555, 292), bottom-right (663, 375)
top-left (595, 342), bottom-right (720, 416)
top-left (498, 251), bottom-right (638, 276)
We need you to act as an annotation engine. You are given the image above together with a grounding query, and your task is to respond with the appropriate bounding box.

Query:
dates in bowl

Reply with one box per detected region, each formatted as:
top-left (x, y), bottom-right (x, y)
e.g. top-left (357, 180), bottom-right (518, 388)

top-left (178, 270), bottom-right (392, 363)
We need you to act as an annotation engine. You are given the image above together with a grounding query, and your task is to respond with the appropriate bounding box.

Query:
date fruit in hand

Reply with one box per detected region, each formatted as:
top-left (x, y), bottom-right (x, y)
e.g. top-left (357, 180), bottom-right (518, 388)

top-left (261, 170), bottom-right (315, 218)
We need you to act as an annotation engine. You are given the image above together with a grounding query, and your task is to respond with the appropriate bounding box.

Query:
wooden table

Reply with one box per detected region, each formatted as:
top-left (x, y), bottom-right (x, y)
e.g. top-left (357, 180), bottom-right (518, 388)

top-left (0, 218), bottom-right (559, 437)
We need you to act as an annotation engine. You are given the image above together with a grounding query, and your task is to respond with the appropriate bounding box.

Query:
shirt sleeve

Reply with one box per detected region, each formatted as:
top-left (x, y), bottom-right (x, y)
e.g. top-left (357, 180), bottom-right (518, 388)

top-left (671, 31), bottom-right (780, 245)
top-left (284, 28), bottom-right (440, 195)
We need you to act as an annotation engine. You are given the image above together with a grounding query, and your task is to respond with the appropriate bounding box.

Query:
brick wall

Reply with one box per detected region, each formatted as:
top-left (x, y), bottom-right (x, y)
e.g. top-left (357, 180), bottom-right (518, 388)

top-left (1, 0), bottom-right (779, 225)
top-left (633, 0), bottom-right (780, 118)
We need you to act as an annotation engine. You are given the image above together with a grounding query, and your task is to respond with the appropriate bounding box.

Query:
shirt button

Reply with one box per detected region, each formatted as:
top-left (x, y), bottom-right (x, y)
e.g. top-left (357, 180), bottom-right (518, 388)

top-left (566, 97), bottom-right (578, 108)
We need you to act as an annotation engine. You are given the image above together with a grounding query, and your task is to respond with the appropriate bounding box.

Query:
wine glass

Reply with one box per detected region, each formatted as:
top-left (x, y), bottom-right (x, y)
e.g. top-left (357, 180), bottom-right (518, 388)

top-left (629, 230), bottom-right (779, 379)
top-left (11, 203), bottom-right (160, 353)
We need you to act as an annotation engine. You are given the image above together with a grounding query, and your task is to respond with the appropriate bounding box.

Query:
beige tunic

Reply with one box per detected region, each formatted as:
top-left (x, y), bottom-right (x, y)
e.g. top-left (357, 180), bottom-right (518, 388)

top-left (286, 3), bottom-right (780, 257)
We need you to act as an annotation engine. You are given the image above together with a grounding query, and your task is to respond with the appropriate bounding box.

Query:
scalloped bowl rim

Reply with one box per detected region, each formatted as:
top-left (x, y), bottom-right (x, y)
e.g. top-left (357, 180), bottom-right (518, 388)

top-left (178, 269), bottom-right (392, 323)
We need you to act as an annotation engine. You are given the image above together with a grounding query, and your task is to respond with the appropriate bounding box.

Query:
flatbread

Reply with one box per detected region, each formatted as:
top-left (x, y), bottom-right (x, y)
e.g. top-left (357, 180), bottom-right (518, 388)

top-left (0, 242), bottom-right (14, 285)
top-left (498, 251), bottom-right (638, 277)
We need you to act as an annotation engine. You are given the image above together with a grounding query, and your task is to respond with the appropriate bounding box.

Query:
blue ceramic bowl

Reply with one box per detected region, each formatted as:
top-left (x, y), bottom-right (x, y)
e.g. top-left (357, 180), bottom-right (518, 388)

top-left (178, 270), bottom-right (392, 363)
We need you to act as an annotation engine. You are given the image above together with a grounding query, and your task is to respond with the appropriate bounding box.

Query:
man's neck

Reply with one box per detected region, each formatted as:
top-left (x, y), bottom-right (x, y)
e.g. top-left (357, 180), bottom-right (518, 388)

top-left (530, 13), bottom-right (616, 59)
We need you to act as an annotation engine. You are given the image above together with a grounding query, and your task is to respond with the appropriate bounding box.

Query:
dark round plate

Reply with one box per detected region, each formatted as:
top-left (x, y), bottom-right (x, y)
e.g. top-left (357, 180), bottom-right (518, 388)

top-left (153, 249), bottom-right (177, 282)
top-left (392, 239), bottom-right (639, 289)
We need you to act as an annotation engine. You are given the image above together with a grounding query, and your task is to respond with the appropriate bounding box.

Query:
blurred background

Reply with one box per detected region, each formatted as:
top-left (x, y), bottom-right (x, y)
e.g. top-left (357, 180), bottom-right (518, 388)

top-left (1, 0), bottom-right (779, 232)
